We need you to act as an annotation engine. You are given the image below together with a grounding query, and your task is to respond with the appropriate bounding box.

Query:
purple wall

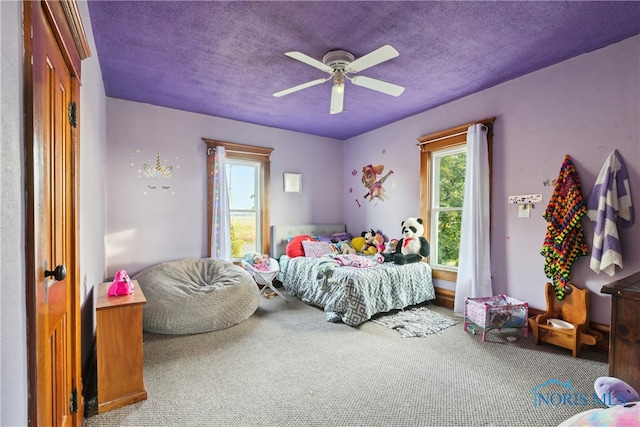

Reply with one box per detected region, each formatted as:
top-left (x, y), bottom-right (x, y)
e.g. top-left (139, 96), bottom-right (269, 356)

top-left (105, 99), bottom-right (342, 277)
top-left (106, 36), bottom-right (639, 324)
top-left (343, 36), bottom-right (640, 324)
top-left (77, 0), bottom-right (108, 375)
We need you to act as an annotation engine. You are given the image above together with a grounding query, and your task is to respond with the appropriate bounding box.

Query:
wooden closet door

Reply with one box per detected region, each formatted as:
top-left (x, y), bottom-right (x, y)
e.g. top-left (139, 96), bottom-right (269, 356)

top-left (25, 1), bottom-right (89, 425)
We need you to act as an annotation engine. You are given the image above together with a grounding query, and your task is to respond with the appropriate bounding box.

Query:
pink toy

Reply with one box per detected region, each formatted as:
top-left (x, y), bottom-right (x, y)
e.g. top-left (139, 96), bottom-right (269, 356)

top-left (464, 295), bottom-right (528, 341)
top-left (251, 253), bottom-right (270, 271)
top-left (108, 270), bottom-right (135, 296)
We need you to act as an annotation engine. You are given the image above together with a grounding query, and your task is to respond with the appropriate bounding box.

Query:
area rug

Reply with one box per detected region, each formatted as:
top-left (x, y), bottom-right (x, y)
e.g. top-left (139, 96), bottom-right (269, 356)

top-left (372, 306), bottom-right (460, 337)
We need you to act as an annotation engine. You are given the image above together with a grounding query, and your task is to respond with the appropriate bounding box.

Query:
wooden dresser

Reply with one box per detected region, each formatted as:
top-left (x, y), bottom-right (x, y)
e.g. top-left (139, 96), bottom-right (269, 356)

top-left (601, 272), bottom-right (640, 392)
top-left (96, 280), bottom-right (147, 413)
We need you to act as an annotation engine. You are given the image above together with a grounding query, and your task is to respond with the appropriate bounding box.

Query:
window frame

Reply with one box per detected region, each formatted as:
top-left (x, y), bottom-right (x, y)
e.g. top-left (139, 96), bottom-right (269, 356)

top-left (418, 118), bottom-right (493, 282)
top-left (203, 139), bottom-right (273, 259)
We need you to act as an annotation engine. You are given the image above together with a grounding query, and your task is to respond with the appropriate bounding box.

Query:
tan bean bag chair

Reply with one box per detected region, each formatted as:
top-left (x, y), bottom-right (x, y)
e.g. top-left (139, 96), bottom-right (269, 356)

top-left (133, 258), bottom-right (259, 334)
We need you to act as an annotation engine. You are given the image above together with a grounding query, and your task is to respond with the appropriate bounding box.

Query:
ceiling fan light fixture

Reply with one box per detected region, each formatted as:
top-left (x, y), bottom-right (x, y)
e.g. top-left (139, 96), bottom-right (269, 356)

top-left (322, 50), bottom-right (355, 69)
top-left (274, 45), bottom-right (404, 114)
top-left (333, 71), bottom-right (345, 93)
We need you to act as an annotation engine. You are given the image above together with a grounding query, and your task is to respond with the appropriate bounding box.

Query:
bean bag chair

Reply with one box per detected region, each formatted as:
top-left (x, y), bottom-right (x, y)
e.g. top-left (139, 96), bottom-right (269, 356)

top-left (132, 258), bottom-right (259, 334)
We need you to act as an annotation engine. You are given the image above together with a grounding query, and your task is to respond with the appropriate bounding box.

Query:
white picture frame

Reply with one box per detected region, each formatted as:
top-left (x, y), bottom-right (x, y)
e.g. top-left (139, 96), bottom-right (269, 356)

top-left (283, 172), bottom-right (302, 193)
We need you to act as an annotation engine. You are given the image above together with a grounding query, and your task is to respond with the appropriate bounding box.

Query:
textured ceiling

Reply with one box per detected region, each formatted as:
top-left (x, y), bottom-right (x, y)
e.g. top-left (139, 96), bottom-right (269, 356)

top-left (88, 1), bottom-right (640, 140)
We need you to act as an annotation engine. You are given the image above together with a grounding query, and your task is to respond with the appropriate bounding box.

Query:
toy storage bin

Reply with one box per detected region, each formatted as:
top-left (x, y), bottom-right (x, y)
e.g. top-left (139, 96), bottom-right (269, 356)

top-left (464, 295), bottom-right (529, 341)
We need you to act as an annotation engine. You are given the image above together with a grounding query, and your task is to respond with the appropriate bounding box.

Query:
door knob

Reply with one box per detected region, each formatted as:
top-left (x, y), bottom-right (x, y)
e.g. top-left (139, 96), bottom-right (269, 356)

top-left (45, 264), bottom-right (67, 281)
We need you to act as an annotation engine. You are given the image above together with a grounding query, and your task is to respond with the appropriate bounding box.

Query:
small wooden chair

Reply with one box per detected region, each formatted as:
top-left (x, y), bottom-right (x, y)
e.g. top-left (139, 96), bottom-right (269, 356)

top-left (528, 282), bottom-right (602, 357)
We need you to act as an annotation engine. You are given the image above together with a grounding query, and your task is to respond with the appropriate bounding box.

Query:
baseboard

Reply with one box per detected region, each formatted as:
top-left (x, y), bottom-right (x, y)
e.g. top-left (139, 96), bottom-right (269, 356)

top-left (83, 335), bottom-right (98, 418)
top-left (432, 286), bottom-right (455, 310)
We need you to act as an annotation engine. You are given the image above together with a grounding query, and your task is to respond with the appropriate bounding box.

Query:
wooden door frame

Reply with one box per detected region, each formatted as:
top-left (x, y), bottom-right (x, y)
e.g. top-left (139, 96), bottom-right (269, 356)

top-left (23, 1), bottom-right (90, 425)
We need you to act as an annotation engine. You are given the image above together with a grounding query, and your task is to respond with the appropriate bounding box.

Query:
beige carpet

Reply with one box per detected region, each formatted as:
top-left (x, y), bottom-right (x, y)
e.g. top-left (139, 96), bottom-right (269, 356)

top-left (85, 291), bottom-right (608, 426)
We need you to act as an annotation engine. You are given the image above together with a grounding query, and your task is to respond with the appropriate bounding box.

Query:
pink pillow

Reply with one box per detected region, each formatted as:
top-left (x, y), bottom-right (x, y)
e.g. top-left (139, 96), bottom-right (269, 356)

top-left (302, 240), bottom-right (332, 258)
top-left (286, 235), bottom-right (314, 258)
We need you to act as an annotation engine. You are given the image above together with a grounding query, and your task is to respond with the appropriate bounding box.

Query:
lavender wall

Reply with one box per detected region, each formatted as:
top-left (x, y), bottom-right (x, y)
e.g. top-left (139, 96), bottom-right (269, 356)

top-left (105, 99), bottom-right (343, 277)
top-left (1, 2), bottom-right (28, 424)
top-left (78, 0), bottom-right (108, 363)
top-left (343, 36), bottom-right (640, 323)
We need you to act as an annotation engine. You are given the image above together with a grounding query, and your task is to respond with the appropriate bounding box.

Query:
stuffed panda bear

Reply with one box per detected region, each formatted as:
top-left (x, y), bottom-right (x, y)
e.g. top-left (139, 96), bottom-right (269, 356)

top-left (385, 217), bottom-right (430, 265)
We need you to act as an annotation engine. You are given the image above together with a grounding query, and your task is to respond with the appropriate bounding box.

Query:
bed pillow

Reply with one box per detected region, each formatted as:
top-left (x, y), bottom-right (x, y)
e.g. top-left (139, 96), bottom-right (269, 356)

top-left (286, 235), bottom-right (315, 258)
top-left (330, 232), bottom-right (351, 243)
top-left (302, 240), bottom-right (333, 258)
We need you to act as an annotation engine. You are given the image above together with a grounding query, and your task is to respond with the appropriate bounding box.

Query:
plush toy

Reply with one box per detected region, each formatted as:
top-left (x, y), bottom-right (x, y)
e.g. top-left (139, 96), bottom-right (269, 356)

top-left (351, 236), bottom-right (366, 253)
top-left (372, 232), bottom-right (385, 253)
top-left (384, 217), bottom-right (430, 264)
top-left (360, 229), bottom-right (379, 255)
top-left (384, 239), bottom-right (399, 254)
top-left (352, 230), bottom-right (386, 255)
top-left (336, 240), bottom-right (356, 255)
top-left (362, 229), bottom-right (375, 242)
top-left (594, 376), bottom-right (640, 407)
top-left (243, 252), bottom-right (270, 271)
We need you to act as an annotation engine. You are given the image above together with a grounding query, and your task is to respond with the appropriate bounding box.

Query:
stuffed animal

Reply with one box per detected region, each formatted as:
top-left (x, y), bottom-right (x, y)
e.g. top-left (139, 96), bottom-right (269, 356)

top-left (360, 229), bottom-right (379, 255)
top-left (336, 240), bottom-right (356, 255)
top-left (384, 217), bottom-right (430, 264)
top-left (352, 230), bottom-right (386, 255)
top-left (243, 252), bottom-right (270, 271)
top-left (384, 239), bottom-right (399, 254)
top-left (350, 236), bottom-right (366, 253)
top-left (372, 232), bottom-right (385, 253)
top-left (362, 229), bottom-right (375, 241)
top-left (594, 376), bottom-right (640, 406)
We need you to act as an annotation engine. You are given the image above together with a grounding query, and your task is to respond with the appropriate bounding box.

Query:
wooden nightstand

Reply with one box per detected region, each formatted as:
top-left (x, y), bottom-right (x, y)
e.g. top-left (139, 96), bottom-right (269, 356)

top-left (96, 280), bottom-right (147, 413)
top-left (601, 272), bottom-right (640, 392)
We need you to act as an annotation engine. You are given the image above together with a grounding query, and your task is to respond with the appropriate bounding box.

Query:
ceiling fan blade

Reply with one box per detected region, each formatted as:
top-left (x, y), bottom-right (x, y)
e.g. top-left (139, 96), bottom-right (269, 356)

top-left (347, 45), bottom-right (399, 73)
top-left (285, 51), bottom-right (333, 73)
top-left (273, 78), bottom-right (329, 97)
top-left (350, 75), bottom-right (405, 97)
top-left (330, 85), bottom-right (344, 114)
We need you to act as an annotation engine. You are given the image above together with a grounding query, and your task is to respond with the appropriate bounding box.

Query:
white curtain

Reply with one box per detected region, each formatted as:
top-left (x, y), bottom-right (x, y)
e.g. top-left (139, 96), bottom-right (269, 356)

top-left (211, 146), bottom-right (232, 261)
top-left (454, 124), bottom-right (492, 313)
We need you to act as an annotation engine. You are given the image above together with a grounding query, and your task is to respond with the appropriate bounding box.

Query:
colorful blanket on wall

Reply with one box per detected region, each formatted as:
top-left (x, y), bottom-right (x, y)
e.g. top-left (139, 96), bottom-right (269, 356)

top-left (587, 150), bottom-right (634, 276)
top-left (540, 155), bottom-right (589, 300)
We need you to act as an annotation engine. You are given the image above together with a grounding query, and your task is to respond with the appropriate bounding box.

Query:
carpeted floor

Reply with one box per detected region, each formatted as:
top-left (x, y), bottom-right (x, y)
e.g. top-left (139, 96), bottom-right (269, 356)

top-left (84, 291), bottom-right (608, 426)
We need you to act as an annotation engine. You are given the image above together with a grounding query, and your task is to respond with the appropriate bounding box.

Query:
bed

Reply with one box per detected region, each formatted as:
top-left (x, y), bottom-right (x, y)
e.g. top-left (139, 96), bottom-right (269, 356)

top-left (270, 224), bottom-right (435, 326)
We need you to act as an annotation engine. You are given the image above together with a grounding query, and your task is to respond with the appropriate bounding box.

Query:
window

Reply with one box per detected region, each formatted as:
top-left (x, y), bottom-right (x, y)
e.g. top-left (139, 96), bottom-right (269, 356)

top-left (430, 145), bottom-right (466, 271)
top-left (227, 159), bottom-right (261, 258)
top-left (418, 119), bottom-right (493, 282)
top-left (203, 139), bottom-right (273, 260)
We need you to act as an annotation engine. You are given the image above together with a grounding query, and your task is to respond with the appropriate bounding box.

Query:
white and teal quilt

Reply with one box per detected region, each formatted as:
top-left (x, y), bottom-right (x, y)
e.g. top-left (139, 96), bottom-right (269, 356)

top-left (280, 255), bottom-right (435, 326)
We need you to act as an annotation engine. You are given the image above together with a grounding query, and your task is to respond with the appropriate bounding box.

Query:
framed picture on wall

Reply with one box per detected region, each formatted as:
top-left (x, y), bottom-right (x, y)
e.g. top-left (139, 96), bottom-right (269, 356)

top-left (284, 173), bottom-right (302, 193)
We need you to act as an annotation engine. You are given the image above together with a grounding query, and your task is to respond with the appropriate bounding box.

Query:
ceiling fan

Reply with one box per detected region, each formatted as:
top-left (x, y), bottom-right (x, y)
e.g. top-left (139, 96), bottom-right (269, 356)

top-left (273, 45), bottom-right (405, 115)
